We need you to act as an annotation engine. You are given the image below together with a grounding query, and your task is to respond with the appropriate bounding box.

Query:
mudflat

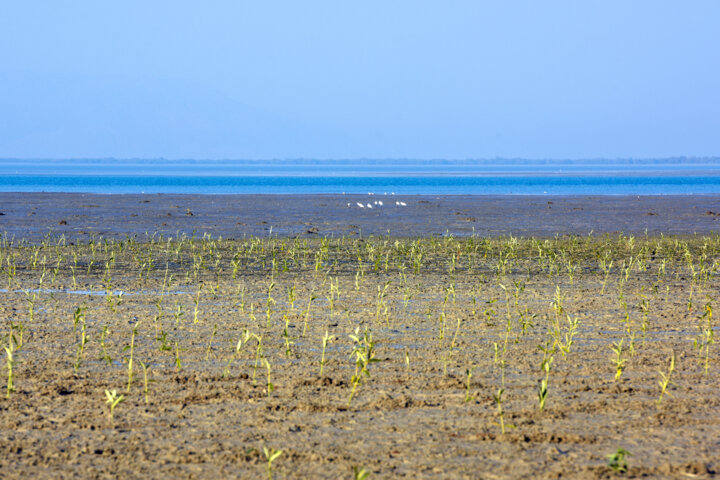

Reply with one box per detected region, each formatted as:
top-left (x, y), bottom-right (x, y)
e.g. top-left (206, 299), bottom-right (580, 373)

top-left (0, 195), bottom-right (719, 478)
top-left (1, 192), bottom-right (720, 240)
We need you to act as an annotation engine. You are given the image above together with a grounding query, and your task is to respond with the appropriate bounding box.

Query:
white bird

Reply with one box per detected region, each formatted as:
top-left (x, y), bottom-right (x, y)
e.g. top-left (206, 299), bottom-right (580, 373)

top-left (399, 201), bottom-right (407, 206)
top-left (347, 203), bottom-right (351, 207)
top-left (378, 201), bottom-right (383, 206)
top-left (395, 201), bottom-right (400, 206)
top-left (357, 202), bottom-right (365, 208)
top-left (367, 203), bottom-right (373, 208)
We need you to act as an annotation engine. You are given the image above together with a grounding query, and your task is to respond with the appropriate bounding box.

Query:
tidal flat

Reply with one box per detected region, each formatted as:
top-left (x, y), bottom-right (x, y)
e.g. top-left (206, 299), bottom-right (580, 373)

top-left (0, 232), bottom-right (718, 478)
top-left (2, 192), bottom-right (720, 240)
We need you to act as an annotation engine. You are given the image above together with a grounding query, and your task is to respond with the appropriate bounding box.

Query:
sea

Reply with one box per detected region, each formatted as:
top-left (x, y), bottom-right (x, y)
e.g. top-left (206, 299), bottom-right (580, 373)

top-left (1, 159), bottom-right (720, 195)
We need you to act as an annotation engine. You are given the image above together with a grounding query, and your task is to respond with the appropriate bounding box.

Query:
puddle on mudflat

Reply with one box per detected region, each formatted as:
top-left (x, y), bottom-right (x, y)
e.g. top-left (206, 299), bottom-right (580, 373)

top-left (1, 288), bottom-right (193, 297)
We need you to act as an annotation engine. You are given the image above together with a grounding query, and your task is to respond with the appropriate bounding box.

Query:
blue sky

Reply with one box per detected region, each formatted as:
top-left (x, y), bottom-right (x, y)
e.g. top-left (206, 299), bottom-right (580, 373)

top-left (1, 1), bottom-right (719, 159)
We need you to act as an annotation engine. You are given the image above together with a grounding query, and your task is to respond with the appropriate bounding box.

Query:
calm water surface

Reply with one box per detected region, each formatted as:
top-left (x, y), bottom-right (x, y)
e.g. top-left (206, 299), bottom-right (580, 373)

top-left (1, 160), bottom-right (719, 195)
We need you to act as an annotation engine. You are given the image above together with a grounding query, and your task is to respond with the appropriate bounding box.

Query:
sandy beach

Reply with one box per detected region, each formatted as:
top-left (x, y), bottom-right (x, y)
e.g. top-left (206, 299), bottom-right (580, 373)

top-left (0, 194), bottom-right (718, 478)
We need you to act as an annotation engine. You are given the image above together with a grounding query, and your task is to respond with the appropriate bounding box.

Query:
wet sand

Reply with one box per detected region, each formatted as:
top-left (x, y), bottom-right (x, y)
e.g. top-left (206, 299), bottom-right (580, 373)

top-left (1, 193), bottom-right (720, 241)
top-left (1, 194), bottom-right (719, 479)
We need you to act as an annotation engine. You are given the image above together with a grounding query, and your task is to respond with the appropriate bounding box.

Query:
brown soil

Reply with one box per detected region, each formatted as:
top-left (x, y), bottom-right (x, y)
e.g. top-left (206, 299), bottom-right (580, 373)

top-left (0, 234), bottom-right (719, 479)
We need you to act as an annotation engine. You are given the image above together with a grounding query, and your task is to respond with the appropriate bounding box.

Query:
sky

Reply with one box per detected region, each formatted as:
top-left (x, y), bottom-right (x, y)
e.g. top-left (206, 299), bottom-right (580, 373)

top-left (1, 1), bottom-right (719, 160)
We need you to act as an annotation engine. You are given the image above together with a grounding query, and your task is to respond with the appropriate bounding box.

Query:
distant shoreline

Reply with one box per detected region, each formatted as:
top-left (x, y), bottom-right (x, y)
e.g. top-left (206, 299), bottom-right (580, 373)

top-left (3, 170), bottom-right (720, 178)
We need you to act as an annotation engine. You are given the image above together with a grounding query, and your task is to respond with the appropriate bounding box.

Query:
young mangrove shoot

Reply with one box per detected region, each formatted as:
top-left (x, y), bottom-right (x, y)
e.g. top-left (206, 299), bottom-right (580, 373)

top-left (263, 446), bottom-right (282, 480)
top-left (124, 321), bottom-right (141, 392)
top-left (319, 329), bottom-right (334, 376)
top-left (347, 326), bottom-right (379, 406)
top-left (105, 389), bottom-right (125, 423)
top-left (657, 351), bottom-right (676, 405)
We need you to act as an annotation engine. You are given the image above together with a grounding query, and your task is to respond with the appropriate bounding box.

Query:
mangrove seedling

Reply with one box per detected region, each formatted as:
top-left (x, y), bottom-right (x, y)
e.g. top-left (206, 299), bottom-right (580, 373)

top-left (105, 389), bottom-right (125, 423)
top-left (252, 334), bottom-right (263, 385)
top-left (287, 285), bottom-right (296, 312)
top-left (610, 339), bottom-right (626, 381)
top-left (223, 328), bottom-right (251, 378)
top-left (174, 340), bottom-right (183, 371)
top-left (73, 306), bottom-right (86, 334)
top-left (139, 361), bottom-right (153, 404)
top-left (484, 298), bottom-right (498, 326)
top-left (263, 446), bottom-right (282, 480)
top-left (319, 329), bottom-right (334, 376)
top-left (450, 316), bottom-right (464, 351)
top-left (353, 466), bottom-right (371, 480)
top-left (205, 323), bottom-right (217, 361)
top-left (124, 321), bottom-right (141, 392)
top-left (375, 281), bottom-right (391, 325)
top-left (638, 294), bottom-right (649, 327)
top-left (173, 304), bottom-right (183, 326)
top-left (73, 311), bottom-right (90, 374)
top-left (263, 357), bottom-right (274, 396)
top-left (464, 366), bottom-right (475, 403)
top-left (697, 302), bottom-right (714, 375)
top-left (24, 291), bottom-right (38, 322)
top-left (302, 293), bottom-right (317, 337)
top-left (606, 447), bottom-right (631, 474)
top-left (492, 388), bottom-right (515, 434)
top-left (3, 345), bottom-right (15, 398)
top-left (8, 320), bottom-right (25, 351)
top-left (99, 325), bottom-right (112, 365)
top-left (559, 315), bottom-right (579, 356)
top-left (537, 341), bottom-right (555, 410)
top-left (282, 314), bottom-right (294, 358)
top-left (347, 326), bottom-right (379, 406)
top-left (193, 287), bottom-right (201, 324)
top-left (657, 351), bottom-right (676, 405)
top-left (156, 330), bottom-right (172, 352)
top-left (265, 278), bottom-right (276, 328)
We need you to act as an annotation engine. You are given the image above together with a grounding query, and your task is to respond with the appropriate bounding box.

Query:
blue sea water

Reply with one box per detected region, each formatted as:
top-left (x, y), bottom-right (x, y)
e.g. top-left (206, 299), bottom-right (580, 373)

top-left (1, 160), bottom-right (720, 195)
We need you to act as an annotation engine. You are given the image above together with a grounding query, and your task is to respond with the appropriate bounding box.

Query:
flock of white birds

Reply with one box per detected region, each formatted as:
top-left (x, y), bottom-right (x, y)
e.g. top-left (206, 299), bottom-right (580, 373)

top-left (347, 193), bottom-right (407, 209)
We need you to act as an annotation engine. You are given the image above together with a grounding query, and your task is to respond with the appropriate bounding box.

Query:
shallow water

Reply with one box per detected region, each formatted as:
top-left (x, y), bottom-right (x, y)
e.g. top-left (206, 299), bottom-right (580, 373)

top-left (3, 173), bottom-right (720, 195)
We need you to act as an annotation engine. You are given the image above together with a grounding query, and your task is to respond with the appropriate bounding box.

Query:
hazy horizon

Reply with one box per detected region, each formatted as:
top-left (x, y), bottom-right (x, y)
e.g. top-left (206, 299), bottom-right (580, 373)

top-left (2, 2), bottom-right (719, 159)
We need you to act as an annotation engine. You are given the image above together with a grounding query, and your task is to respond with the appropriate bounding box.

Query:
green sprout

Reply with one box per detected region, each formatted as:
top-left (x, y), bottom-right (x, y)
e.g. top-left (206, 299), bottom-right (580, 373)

top-left (347, 326), bottom-right (379, 407)
top-left (105, 389), bottom-right (125, 423)
top-left (491, 388), bottom-right (515, 434)
top-left (223, 329), bottom-right (251, 378)
top-left (319, 329), bottom-right (334, 376)
top-left (610, 339), bottom-right (626, 381)
top-left (73, 309), bottom-right (90, 374)
top-left (606, 447), bottom-right (631, 474)
top-left (139, 361), bottom-right (153, 404)
top-left (263, 357), bottom-right (274, 396)
top-left (464, 366), bottom-right (475, 403)
top-left (302, 293), bottom-right (317, 337)
top-left (99, 325), bottom-right (112, 365)
top-left (3, 345), bottom-right (15, 398)
top-left (124, 321), bottom-right (141, 392)
top-left (353, 466), bottom-right (371, 480)
top-left (657, 351), bottom-right (676, 405)
top-left (174, 340), bottom-right (183, 371)
top-left (263, 446), bottom-right (282, 480)
top-left (206, 323), bottom-right (217, 361)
